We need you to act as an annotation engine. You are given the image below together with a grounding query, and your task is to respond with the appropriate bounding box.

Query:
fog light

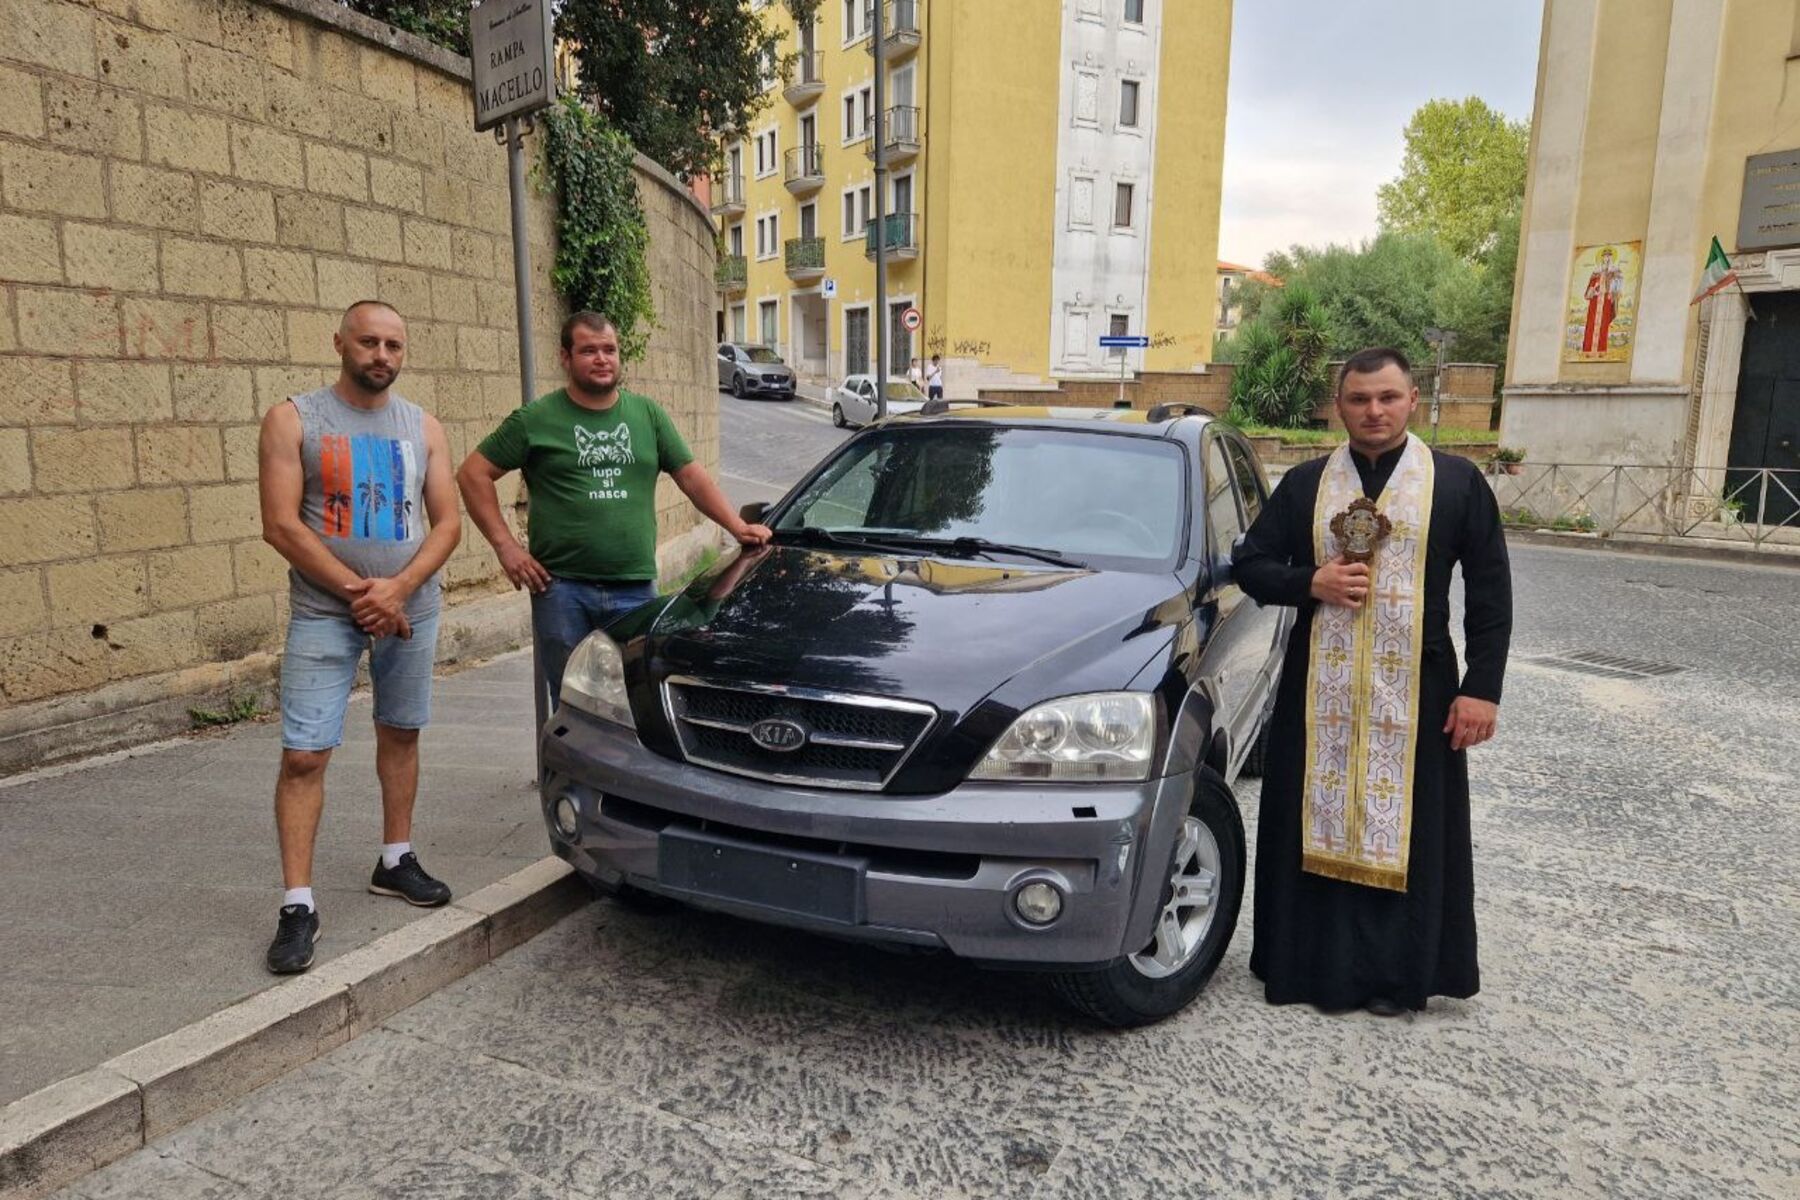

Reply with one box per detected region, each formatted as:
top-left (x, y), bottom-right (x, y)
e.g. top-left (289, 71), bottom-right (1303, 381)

top-left (1014, 881), bottom-right (1063, 925)
top-left (553, 795), bottom-right (580, 838)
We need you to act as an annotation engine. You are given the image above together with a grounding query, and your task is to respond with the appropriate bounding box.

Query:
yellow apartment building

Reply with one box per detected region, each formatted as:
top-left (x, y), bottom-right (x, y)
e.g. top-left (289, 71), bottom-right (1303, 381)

top-left (712, 0), bottom-right (1232, 394)
top-left (1505, 0), bottom-right (1800, 524)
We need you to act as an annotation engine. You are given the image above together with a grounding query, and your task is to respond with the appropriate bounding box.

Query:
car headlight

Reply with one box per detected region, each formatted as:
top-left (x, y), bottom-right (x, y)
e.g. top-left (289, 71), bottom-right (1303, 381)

top-left (970, 692), bottom-right (1156, 782)
top-left (558, 633), bottom-right (635, 727)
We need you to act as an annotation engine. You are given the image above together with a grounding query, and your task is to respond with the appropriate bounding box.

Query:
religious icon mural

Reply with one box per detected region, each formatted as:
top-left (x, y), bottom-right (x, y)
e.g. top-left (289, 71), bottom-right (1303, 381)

top-left (1563, 241), bottom-right (1642, 363)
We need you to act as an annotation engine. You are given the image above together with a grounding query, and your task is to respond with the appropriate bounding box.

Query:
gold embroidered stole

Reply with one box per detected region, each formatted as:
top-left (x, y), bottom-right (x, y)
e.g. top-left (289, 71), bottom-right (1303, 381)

top-left (1301, 435), bottom-right (1435, 892)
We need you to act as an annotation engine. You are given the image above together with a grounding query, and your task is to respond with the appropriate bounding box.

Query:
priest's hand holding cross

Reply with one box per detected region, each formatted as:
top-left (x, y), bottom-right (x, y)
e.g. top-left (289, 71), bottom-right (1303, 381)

top-left (1310, 557), bottom-right (1371, 608)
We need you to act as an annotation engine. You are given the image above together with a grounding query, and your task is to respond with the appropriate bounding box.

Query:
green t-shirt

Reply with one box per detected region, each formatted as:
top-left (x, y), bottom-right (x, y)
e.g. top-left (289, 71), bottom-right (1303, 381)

top-left (476, 388), bottom-right (694, 582)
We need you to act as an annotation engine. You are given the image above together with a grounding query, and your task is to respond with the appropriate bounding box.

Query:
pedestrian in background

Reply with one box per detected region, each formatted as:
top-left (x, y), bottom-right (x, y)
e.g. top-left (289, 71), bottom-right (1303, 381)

top-left (257, 300), bottom-right (462, 975)
top-left (925, 354), bottom-right (945, 401)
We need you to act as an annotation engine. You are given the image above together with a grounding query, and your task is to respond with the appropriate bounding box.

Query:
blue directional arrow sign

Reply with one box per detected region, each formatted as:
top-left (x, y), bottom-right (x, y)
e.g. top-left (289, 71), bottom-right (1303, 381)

top-left (1099, 335), bottom-right (1151, 348)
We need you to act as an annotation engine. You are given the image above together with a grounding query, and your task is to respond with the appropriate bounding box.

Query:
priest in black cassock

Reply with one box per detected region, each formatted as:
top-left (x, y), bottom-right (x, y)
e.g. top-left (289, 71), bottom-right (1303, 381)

top-left (1232, 347), bottom-right (1512, 1016)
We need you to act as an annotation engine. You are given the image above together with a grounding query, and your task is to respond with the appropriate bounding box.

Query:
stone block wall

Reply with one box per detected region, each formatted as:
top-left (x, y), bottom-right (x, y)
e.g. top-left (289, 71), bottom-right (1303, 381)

top-left (0, 0), bottom-right (717, 727)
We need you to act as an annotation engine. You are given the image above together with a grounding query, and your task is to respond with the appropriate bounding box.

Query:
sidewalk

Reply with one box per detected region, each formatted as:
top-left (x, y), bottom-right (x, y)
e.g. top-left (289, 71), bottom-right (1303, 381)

top-left (0, 650), bottom-right (547, 1109)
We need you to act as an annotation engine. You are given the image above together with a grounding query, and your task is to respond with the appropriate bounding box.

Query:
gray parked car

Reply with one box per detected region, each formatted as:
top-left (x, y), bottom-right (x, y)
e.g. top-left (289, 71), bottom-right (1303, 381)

top-left (538, 403), bottom-right (1290, 1025)
top-left (718, 343), bottom-right (796, 399)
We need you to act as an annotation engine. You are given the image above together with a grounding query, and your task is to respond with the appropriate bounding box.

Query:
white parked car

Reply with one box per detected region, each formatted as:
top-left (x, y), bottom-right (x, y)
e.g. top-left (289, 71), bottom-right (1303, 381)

top-left (832, 374), bottom-right (929, 428)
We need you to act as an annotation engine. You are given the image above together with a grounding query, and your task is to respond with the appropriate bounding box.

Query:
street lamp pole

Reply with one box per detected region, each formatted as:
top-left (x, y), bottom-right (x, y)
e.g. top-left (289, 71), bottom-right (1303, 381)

top-left (1423, 327), bottom-right (1456, 446)
top-left (873, 1), bottom-right (889, 420)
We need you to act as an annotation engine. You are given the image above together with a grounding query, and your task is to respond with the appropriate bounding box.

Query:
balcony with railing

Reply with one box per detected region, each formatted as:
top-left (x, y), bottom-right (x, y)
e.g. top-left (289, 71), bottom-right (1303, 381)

top-left (783, 143), bottom-right (825, 195)
top-left (865, 0), bottom-right (922, 57)
top-left (709, 173), bottom-right (745, 216)
top-left (784, 50), bottom-right (825, 106)
top-left (863, 212), bottom-right (918, 261)
top-left (784, 237), bottom-right (826, 281)
top-left (864, 105), bottom-right (921, 162)
top-left (715, 254), bottom-right (747, 293)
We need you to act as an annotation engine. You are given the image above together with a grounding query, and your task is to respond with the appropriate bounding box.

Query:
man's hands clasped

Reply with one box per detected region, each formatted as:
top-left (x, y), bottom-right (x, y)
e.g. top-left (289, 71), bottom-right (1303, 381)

top-left (345, 578), bottom-right (412, 640)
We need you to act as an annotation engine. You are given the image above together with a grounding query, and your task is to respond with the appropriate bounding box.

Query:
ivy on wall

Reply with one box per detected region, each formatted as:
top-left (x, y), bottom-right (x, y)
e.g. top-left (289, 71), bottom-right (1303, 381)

top-left (540, 95), bottom-right (656, 361)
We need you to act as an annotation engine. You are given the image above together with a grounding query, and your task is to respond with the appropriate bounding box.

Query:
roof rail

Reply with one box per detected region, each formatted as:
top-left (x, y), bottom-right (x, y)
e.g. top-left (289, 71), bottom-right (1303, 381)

top-left (918, 397), bottom-right (1015, 416)
top-left (1145, 403), bottom-right (1210, 423)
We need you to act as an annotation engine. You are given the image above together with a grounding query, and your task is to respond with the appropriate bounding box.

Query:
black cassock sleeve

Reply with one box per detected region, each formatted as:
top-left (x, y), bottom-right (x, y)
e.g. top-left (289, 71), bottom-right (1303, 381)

top-left (1457, 471), bottom-right (1513, 703)
top-left (1232, 469), bottom-right (1316, 610)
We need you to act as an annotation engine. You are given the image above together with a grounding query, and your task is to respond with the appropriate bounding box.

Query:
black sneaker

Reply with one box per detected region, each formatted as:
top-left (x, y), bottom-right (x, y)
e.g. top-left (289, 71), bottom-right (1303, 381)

top-left (369, 851), bottom-right (452, 907)
top-left (266, 904), bottom-right (320, 974)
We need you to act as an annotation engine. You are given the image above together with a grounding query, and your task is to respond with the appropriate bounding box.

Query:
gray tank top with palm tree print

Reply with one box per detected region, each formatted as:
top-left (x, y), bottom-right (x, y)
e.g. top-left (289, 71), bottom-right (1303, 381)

top-left (288, 386), bottom-right (440, 621)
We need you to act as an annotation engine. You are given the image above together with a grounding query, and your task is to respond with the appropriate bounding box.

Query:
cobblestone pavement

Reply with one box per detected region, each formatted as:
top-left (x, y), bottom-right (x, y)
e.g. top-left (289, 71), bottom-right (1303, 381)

top-left (56, 545), bottom-right (1800, 1199)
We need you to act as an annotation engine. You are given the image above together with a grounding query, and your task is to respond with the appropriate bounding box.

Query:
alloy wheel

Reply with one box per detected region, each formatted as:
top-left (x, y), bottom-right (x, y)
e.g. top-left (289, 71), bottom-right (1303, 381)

top-left (1128, 816), bottom-right (1221, 979)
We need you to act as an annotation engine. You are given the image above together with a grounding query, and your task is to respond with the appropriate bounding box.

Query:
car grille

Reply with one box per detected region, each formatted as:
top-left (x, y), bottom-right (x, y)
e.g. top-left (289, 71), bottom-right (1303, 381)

top-left (663, 677), bottom-right (936, 791)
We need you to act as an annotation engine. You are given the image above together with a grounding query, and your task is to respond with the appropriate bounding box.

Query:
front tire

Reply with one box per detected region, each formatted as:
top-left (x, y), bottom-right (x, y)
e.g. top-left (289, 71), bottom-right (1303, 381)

top-left (1051, 769), bottom-right (1244, 1027)
top-left (732, 373), bottom-right (747, 399)
top-left (831, 402), bottom-right (847, 428)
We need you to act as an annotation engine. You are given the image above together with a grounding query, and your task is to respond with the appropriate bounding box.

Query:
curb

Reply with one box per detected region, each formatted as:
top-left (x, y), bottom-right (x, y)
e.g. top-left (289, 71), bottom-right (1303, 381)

top-left (0, 857), bottom-right (588, 1200)
top-left (1506, 528), bottom-right (1800, 570)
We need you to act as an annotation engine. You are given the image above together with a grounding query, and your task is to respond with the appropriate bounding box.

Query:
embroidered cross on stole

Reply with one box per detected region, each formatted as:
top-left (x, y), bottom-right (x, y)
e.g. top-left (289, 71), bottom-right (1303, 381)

top-left (1301, 435), bottom-right (1435, 892)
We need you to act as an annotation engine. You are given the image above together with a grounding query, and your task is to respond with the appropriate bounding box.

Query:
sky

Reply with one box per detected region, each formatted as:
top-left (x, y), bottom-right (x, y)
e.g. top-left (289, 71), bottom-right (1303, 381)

top-left (1217, 0), bottom-right (1545, 269)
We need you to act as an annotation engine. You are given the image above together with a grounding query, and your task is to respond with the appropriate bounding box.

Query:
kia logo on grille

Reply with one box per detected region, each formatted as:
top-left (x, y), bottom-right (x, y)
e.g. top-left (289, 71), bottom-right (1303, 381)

top-left (749, 718), bottom-right (809, 753)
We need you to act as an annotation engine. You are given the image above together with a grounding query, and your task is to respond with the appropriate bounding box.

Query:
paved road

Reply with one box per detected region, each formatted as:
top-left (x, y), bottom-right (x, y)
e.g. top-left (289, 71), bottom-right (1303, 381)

top-left (57, 543), bottom-right (1800, 1199)
top-left (716, 389), bottom-right (851, 511)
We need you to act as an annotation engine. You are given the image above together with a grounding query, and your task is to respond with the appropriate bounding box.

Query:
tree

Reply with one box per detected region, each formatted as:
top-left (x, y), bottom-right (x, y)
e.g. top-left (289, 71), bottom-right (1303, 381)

top-left (1376, 97), bottom-right (1528, 261)
top-left (559, 0), bottom-right (820, 177)
top-left (1226, 286), bottom-right (1332, 429)
top-left (342, 1), bottom-right (822, 177)
top-left (1432, 208), bottom-right (1520, 384)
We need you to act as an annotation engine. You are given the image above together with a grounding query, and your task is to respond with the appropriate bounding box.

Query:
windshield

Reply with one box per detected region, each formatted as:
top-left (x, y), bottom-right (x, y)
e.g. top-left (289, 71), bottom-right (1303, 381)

top-left (776, 427), bottom-right (1187, 567)
top-left (882, 381), bottom-right (927, 403)
top-left (745, 347), bottom-right (783, 364)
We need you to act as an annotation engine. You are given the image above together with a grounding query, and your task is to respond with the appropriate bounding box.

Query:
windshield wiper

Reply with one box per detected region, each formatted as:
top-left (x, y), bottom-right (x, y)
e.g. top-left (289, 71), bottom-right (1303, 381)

top-left (776, 526), bottom-right (925, 554)
top-left (862, 534), bottom-right (1087, 570)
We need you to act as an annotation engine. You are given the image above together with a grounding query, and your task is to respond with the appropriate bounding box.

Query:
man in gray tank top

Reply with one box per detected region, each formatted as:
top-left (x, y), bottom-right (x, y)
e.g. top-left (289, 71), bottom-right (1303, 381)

top-left (257, 301), bottom-right (462, 974)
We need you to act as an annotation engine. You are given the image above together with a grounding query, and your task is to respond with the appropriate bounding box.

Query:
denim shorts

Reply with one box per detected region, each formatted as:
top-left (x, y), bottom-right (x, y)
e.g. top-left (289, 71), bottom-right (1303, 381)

top-left (279, 608), bottom-right (441, 751)
top-left (530, 577), bottom-right (659, 709)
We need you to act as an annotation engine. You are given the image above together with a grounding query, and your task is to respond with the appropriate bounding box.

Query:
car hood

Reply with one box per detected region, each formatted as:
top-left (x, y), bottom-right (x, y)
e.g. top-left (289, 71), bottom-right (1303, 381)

top-left (632, 544), bottom-right (1186, 718)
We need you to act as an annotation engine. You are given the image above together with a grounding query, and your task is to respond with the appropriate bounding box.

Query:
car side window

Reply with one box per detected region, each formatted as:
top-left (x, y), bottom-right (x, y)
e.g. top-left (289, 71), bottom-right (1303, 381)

top-left (1223, 438), bottom-right (1264, 524)
top-left (1204, 437), bottom-right (1246, 554)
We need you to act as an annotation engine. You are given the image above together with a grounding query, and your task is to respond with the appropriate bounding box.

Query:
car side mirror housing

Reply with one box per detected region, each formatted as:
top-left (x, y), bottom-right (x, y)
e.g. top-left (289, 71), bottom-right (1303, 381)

top-left (740, 501), bottom-right (771, 525)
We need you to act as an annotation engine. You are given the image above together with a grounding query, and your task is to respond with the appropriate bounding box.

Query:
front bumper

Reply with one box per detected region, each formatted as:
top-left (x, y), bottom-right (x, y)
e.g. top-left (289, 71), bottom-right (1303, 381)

top-left (538, 707), bottom-right (1191, 966)
top-left (743, 376), bottom-right (795, 396)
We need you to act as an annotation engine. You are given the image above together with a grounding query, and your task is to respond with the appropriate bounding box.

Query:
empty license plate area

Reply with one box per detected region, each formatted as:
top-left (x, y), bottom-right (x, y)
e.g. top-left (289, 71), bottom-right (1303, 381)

top-left (657, 828), bottom-right (866, 925)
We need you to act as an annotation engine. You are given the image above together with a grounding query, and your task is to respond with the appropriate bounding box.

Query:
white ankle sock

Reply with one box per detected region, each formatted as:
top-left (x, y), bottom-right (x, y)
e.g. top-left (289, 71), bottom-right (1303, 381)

top-left (282, 886), bottom-right (315, 912)
top-left (380, 842), bottom-right (411, 869)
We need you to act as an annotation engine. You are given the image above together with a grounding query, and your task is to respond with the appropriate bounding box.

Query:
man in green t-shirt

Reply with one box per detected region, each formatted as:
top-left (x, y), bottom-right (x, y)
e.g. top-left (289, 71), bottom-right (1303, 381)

top-left (458, 311), bottom-right (771, 707)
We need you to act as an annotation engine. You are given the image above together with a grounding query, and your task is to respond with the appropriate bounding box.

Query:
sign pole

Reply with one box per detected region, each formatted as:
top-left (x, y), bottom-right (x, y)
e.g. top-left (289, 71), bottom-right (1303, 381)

top-left (500, 114), bottom-right (547, 736)
top-left (505, 116), bottom-right (536, 413)
top-left (470, 0), bottom-right (555, 744)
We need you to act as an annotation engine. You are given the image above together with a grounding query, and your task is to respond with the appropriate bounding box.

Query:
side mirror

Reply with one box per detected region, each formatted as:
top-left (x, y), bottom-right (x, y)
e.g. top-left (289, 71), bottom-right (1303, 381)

top-left (739, 501), bottom-right (771, 525)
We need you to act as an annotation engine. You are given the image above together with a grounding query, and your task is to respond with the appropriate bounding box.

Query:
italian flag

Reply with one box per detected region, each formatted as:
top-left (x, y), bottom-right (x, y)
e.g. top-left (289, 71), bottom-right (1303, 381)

top-left (1691, 237), bottom-right (1739, 304)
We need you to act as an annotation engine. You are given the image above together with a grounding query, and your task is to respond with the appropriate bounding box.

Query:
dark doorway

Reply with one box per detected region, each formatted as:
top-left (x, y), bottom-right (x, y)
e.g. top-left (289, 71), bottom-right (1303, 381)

top-left (1730, 291), bottom-right (1800, 525)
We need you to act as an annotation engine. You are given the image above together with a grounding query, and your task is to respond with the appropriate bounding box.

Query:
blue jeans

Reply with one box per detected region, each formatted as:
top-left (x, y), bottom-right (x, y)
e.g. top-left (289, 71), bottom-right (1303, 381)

top-left (280, 609), bottom-right (441, 751)
top-left (531, 578), bottom-right (659, 710)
